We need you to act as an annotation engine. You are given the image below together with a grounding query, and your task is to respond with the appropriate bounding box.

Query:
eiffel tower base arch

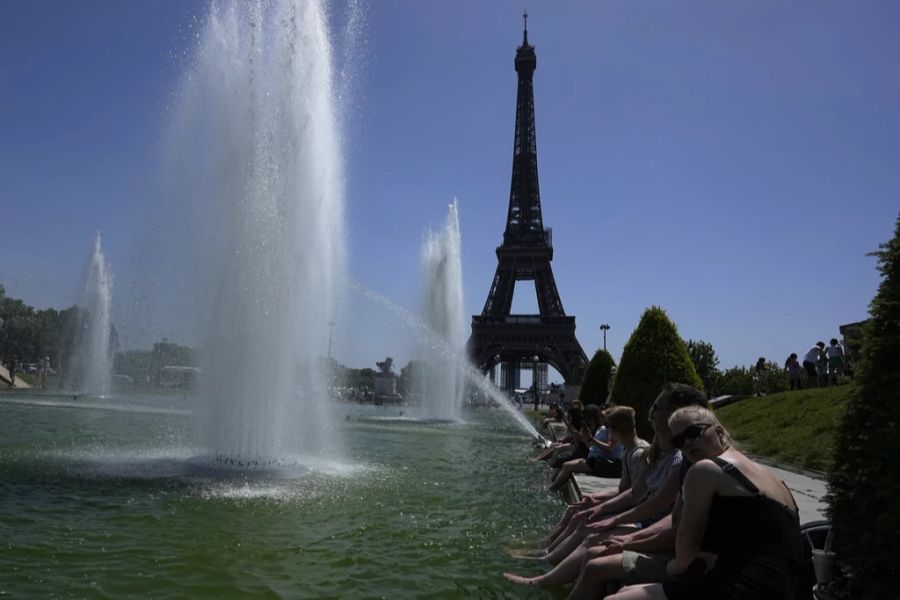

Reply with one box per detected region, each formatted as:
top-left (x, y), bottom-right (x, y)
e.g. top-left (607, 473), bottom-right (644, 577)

top-left (468, 315), bottom-right (588, 389)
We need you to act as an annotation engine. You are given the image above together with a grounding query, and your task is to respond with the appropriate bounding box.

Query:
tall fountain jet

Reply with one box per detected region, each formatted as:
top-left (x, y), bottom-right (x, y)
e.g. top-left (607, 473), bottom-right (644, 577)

top-left (419, 201), bottom-right (466, 421)
top-left (67, 233), bottom-right (113, 396)
top-left (172, 1), bottom-right (347, 463)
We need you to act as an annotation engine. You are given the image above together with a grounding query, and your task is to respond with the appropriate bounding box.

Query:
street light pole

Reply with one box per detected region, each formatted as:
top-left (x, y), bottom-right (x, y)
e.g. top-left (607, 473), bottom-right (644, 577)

top-left (599, 324), bottom-right (610, 352)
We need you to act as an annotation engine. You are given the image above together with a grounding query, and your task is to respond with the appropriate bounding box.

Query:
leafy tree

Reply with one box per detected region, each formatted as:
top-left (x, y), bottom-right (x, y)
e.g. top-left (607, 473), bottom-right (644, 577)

top-left (345, 367), bottom-right (376, 390)
top-left (761, 360), bottom-right (789, 394)
top-left (610, 306), bottom-right (703, 439)
top-left (827, 213), bottom-right (900, 598)
top-left (0, 289), bottom-right (37, 361)
top-left (56, 306), bottom-right (81, 376)
top-left (579, 348), bottom-right (615, 406)
top-left (718, 365), bottom-right (755, 396)
top-left (687, 339), bottom-right (721, 395)
top-left (398, 359), bottom-right (425, 396)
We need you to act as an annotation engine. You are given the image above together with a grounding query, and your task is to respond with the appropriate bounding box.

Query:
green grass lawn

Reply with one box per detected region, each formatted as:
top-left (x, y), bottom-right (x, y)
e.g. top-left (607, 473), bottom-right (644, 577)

top-left (715, 385), bottom-right (852, 473)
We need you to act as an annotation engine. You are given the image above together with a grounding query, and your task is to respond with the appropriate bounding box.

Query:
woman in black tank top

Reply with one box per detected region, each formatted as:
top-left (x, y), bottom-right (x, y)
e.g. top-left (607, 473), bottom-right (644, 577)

top-left (603, 406), bottom-right (809, 600)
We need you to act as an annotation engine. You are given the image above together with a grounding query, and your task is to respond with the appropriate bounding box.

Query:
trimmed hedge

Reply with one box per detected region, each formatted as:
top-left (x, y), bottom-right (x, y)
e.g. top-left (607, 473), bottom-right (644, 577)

top-left (579, 348), bottom-right (615, 406)
top-left (827, 212), bottom-right (900, 598)
top-left (610, 306), bottom-right (703, 440)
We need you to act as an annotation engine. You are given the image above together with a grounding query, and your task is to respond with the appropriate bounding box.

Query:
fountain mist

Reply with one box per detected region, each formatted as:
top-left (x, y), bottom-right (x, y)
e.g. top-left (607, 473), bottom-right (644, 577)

top-left (354, 284), bottom-right (542, 440)
top-left (171, 1), bottom-right (347, 463)
top-left (66, 234), bottom-right (113, 396)
top-left (419, 201), bottom-right (466, 421)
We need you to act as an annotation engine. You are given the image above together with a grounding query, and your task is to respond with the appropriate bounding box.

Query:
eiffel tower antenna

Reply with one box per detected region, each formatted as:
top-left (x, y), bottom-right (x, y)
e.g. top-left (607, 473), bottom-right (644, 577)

top-left (523, 9), bottom-right (528, 44)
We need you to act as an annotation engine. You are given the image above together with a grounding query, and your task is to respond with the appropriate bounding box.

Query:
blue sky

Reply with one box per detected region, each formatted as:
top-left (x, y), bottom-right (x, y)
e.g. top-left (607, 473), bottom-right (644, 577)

top-left (1, 1), bottom-right (898, 378)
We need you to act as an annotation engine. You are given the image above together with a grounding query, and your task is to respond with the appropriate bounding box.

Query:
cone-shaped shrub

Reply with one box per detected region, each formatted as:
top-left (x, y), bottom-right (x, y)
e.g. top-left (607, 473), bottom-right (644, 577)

top-left (827, 212), bottom-right (900, 598)
top-left (610, 306), bottom-right (702, 439)
top-left (579, 349), bottom-right (615, 406)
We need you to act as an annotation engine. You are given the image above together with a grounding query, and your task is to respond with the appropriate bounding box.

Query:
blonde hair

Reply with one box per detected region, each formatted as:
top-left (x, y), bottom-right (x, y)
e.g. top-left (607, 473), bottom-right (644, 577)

top-left (668, 406), bottom-right (734, 447)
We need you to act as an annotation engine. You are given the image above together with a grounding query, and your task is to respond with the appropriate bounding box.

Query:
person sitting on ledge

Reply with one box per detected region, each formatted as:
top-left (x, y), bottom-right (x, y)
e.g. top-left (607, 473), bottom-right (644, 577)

top-left (550, 405), bottom-right (624, 491)
top-left (539, 401), bottom-right (564, 433)
top-left (531, 405), bottom-right (585, 464)
top-left (605, 406), bottom-right (806, 600)
top-left (548, 405), bottom-right (593, 474)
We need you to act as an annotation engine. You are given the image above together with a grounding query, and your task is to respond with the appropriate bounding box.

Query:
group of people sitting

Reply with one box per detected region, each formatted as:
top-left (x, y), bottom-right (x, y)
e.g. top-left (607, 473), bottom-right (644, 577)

top-left (511, 383), bottom-right (809, 599)
top-left (533, 401), bottom-right (629, 491)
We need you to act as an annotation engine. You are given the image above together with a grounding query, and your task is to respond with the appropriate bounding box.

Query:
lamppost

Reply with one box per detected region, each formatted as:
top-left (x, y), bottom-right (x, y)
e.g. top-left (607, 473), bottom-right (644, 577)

top-left (532, 355), bottom-right (541, 410)
top-left (599, 324), bottom-right (610, 351)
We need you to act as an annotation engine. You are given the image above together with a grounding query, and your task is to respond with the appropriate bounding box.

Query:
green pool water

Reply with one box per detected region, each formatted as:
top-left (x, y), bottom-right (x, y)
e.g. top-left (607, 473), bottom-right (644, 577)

top-left (0, 393), bottom-right (562, 598)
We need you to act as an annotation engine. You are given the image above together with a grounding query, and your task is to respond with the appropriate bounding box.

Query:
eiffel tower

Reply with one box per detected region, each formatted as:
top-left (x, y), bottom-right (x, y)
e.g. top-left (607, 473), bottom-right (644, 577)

top-left (468, 14), bottom-right (588, 391)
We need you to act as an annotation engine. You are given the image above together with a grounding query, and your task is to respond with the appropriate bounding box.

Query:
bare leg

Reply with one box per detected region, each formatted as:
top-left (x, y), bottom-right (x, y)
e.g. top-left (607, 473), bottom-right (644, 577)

top-left (607, 583), bottom-right (667, 600)
top-left (547, 510), bottom-right (590, 553)
top-left (544, 493), bottom-right (606, 545)
top-left (567, 553), bottom-right (626, 600)
top-left (542, 503), bottom-right (585, 546)
top-left (546, 525), bottom-right (590, 564)
top-left (504, 541), bottom-right (593, 588)
top-left (550, 458), bottom-right (592, 491)
top-left (531, 443), bottom-right (563, 462)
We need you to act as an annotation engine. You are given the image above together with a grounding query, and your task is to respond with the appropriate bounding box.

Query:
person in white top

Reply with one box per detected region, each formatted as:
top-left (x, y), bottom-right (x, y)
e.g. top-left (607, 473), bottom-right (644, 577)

top-left (826, 338), bottom-right (845, 385)
top-left (802, 342), bottom-right (825, 387)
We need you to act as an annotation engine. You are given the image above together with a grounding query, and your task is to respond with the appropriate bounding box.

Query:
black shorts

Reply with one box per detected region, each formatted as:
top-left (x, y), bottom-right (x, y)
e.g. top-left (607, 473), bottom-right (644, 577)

top-left (586, 456), bottom-right (623, 478)
top-left (803, 361), bottom-right (818, 377)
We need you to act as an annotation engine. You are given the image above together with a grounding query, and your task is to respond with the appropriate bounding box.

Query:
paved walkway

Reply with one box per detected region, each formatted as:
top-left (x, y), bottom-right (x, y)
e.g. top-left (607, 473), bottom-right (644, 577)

top-left (0, 365), bottom-right (30, 389)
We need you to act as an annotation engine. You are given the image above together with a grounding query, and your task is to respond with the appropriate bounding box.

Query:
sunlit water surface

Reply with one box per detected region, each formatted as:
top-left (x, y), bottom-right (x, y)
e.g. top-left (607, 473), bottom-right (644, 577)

top-left (0, 393), bottom-right (563, 598)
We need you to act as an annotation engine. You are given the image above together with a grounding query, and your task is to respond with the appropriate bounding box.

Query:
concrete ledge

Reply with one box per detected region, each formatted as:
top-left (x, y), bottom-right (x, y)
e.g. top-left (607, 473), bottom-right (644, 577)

top-left (570, 474), bottom-right (619, 503)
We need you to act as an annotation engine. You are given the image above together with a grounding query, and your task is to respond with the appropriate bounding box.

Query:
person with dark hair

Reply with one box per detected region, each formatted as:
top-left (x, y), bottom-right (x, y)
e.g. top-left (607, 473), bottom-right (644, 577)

top-left (7, 357), bottom-right (16, 389)
top-left (531, 406), bottom-right (584, 463)
top-left (550, 405), bottom-right (624, 490)
top-left (754, 358), bottom-right (767, 397)
top-left (539, 401), bottom-right (564, 433)
top-left (826, 338), bottom-right (845, 386)
top-left (784, 354), bottom-right (803, 391)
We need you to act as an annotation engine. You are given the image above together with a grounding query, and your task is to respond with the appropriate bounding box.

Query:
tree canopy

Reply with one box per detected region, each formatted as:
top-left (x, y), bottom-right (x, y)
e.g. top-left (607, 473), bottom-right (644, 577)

top-left (610, 306), bottom-right (702, 439)
top-left (579, 348), bottom-right (615, 406)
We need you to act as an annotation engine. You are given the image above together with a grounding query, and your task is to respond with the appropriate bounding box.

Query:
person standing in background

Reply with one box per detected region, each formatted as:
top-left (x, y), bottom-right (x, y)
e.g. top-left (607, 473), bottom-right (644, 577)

top-left (826, 338), bottom-right (845, 385)
top-left (754, 357), bottom-right (767, 397)
top-left (803, 342), bottom-right (826, 387)
top-left (784, 353), bottom-right (803, 391)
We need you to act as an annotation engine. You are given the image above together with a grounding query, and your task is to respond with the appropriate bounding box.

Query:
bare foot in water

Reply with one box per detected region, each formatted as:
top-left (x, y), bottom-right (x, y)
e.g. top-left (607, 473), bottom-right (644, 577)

top-left (503, 572), bottom-right (542, 586)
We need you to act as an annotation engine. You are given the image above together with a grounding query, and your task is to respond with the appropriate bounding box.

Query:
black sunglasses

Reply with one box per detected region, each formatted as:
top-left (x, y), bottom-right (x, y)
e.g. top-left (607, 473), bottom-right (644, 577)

top-left (670, 423), bottom-right (714, 449)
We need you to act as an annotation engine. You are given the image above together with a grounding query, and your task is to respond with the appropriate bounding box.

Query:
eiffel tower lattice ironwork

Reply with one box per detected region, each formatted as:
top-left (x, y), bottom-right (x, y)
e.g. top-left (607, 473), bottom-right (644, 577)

top-left (468, 15), bottom-right (588, 389)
